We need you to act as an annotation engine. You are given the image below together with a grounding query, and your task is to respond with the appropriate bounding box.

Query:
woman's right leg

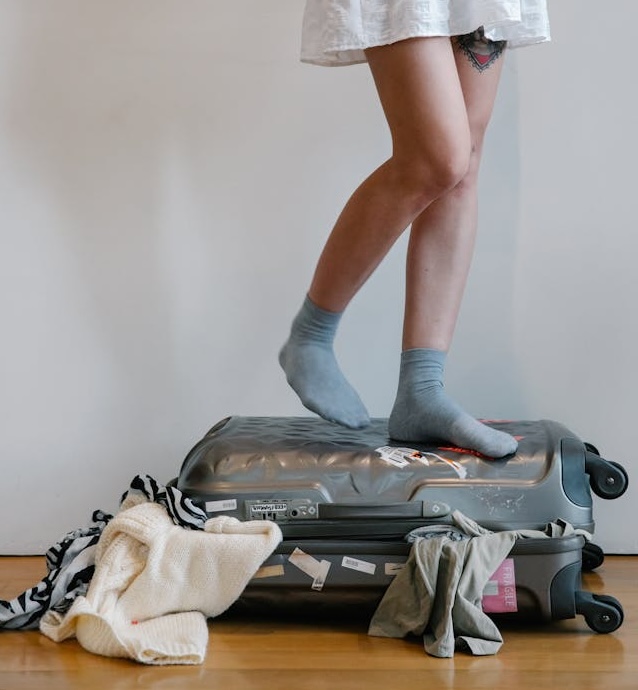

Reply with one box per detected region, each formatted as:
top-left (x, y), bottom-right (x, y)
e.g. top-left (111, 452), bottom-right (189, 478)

top-left (388, 33), bottom-right (518, 457)
top-left (280, 37), bottom-right (472, 428)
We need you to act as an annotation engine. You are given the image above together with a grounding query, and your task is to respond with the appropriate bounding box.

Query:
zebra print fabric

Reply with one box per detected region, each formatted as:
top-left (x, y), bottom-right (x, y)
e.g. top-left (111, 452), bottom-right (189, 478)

top-left (123, 475), bottom-right (208, 529)
top-left (0, 475), bottom-right (208, 631)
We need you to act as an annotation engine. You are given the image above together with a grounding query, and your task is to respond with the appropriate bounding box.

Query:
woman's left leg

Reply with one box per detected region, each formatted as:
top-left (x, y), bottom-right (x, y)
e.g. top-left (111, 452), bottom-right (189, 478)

top-left (389, 32), bottom-right (517, 456)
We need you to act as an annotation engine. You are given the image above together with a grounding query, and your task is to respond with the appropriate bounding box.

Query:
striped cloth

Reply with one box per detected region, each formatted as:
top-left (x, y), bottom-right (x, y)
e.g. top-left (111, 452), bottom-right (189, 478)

top-left (0, 475), bottom-right (206, 630)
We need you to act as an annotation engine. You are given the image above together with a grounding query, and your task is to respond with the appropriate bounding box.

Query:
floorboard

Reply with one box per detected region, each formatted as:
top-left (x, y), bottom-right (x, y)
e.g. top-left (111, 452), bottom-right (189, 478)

top-left (1, 556), bottom-right (636, 690)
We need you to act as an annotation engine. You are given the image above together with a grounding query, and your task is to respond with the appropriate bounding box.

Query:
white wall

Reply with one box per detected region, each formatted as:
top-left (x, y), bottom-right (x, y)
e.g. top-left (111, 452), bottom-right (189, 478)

top-left (512, 5), bottom-right (638, 552)
top-left (0, 1), bottom-right (635, 554)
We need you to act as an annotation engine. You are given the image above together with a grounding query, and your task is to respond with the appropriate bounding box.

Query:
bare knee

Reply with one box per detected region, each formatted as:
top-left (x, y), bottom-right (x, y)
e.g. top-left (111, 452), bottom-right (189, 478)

top-left (391, 137), bottom-right (472, 209)
top-left (448, 132), bottom-right (489, 195)
top-left (429, 147), bottom-right (472, 194)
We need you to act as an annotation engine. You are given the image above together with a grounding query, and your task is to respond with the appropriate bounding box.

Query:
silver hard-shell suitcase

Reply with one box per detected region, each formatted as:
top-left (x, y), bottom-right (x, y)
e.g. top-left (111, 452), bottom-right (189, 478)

top-left (173, 416), bottom-right (627, 634)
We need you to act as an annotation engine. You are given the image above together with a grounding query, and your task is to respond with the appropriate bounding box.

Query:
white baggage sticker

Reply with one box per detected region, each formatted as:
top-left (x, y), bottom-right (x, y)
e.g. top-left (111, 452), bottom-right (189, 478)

top-left (311, 559), bottom-right (331, 592)
top-left (288, 547), bottom-right (331, 591)
top-left (341, 556), bottom-right (376, 576)
top-left (205, 498), bottom-right (238, 513)
top-left (375, 446), bottom-right (467, 479)
top-left (375, 446), bottom-right (410, 467)
top-left (288, 547), bottom-right (321, 578)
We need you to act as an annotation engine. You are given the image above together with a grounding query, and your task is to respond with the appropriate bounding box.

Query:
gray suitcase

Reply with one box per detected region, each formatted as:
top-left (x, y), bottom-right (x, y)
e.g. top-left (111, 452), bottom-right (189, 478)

top-left (173, 416), bottom-right (627, 633)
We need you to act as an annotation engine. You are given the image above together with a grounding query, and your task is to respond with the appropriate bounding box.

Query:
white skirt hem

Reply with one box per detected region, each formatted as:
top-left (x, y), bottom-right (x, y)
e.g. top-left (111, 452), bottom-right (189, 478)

top-left (301, 0), bottom-right (551, 67)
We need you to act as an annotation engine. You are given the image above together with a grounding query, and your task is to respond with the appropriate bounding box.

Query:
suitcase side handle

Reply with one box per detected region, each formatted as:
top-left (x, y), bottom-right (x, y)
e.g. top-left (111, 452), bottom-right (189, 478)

top-left (317, 501), bottom-right (451, 520)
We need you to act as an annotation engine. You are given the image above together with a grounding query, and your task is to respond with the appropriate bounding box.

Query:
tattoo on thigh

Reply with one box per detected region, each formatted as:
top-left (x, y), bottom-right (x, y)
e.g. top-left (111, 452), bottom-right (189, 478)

top-left (456, 27), bottom-right (506, 72)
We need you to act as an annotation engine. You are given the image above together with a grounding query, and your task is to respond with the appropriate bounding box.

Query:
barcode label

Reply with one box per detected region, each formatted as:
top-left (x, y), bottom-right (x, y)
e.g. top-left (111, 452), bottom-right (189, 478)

top-left (205, 499), bottom-right (238, 513)
top-left (341, 556), bottom-right (376, 576)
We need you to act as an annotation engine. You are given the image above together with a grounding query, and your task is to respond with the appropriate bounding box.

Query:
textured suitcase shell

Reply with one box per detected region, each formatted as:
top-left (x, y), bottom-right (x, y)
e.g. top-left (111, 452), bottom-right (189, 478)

top-left (175, 416), bottom-right (623, 533)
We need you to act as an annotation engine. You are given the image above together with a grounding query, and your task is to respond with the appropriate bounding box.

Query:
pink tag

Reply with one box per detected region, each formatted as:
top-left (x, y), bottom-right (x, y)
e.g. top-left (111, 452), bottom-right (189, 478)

top-left (482, 558), bottom-right (518, 613)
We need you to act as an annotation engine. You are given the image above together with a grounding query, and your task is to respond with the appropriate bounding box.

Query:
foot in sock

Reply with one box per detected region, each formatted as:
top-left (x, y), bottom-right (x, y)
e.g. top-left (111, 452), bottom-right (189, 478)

top-left (279, 296), bottom-right (370, 429)
top-left (388, 348), bottom-right (517, 458)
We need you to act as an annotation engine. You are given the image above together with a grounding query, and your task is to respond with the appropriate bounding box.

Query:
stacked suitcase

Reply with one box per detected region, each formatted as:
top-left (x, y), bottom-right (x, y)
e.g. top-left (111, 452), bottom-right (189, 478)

top-left (172, 416), bottom-right (628, 634)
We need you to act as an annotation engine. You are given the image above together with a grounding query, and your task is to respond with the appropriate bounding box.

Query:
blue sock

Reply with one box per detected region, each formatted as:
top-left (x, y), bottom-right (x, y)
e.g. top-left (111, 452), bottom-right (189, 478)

top-left (279, 297), bottom-right (370, 429)
top-left (388, 348), bottom-right (517, 457)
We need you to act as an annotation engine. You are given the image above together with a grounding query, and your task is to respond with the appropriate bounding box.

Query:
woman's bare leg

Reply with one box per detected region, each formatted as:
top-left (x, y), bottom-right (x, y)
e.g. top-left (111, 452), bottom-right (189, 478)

top-left (280, 37), bottom-right (472, 428)
top-left (403, 31), bottom-right (507, 351)
top-left (388, 31), bottom-right (518, 456)
top-left (307, 37), bottom-right (471, 311)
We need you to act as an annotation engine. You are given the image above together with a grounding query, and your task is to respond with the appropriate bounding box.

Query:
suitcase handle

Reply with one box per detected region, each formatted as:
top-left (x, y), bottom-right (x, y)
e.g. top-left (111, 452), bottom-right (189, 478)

top-left (317, 500), bottom-right (451, 520)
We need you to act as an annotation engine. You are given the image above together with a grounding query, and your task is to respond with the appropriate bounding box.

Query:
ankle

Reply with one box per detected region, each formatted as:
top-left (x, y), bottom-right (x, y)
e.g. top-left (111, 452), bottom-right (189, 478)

top-left (289, 295), bottom-right (342, 344)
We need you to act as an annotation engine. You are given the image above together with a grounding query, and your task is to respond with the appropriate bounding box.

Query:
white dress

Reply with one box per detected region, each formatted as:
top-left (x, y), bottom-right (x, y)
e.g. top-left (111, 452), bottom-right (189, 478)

top-left (301, 0), bottom-right (550, 66)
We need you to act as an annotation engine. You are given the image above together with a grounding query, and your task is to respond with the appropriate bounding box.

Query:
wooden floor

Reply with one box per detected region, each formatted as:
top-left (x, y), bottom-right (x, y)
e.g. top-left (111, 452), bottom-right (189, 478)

top-left (1, 556), bottom-right (636, 690)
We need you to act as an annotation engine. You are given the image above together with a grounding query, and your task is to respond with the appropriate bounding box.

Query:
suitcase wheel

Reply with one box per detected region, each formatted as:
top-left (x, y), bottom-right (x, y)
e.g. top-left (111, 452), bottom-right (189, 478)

top-left (585, 450), bottom-right (629, 500)
top-left (581, 542), bottom-right (605, 572)
top-left (575, 591), bottom-right (624, 634)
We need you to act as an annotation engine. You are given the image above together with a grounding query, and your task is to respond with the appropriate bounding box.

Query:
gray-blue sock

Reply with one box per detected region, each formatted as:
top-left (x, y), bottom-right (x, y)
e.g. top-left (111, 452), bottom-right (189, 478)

top-left (388, 348), bottom-right (517, 457)
top-left (279, 297), bottom-right (370, 429)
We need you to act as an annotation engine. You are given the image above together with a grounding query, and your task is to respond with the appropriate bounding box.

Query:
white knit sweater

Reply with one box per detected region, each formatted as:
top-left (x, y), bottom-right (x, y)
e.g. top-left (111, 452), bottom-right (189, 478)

top-left (40, 501), bottom-right (282, 665)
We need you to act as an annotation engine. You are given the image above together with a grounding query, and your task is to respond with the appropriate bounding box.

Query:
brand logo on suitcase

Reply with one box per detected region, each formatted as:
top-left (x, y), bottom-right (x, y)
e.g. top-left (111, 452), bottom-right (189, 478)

top-left (246, 499), bottom-right (318, 521)
top-left (250, 502), bottom-right (288, 515)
